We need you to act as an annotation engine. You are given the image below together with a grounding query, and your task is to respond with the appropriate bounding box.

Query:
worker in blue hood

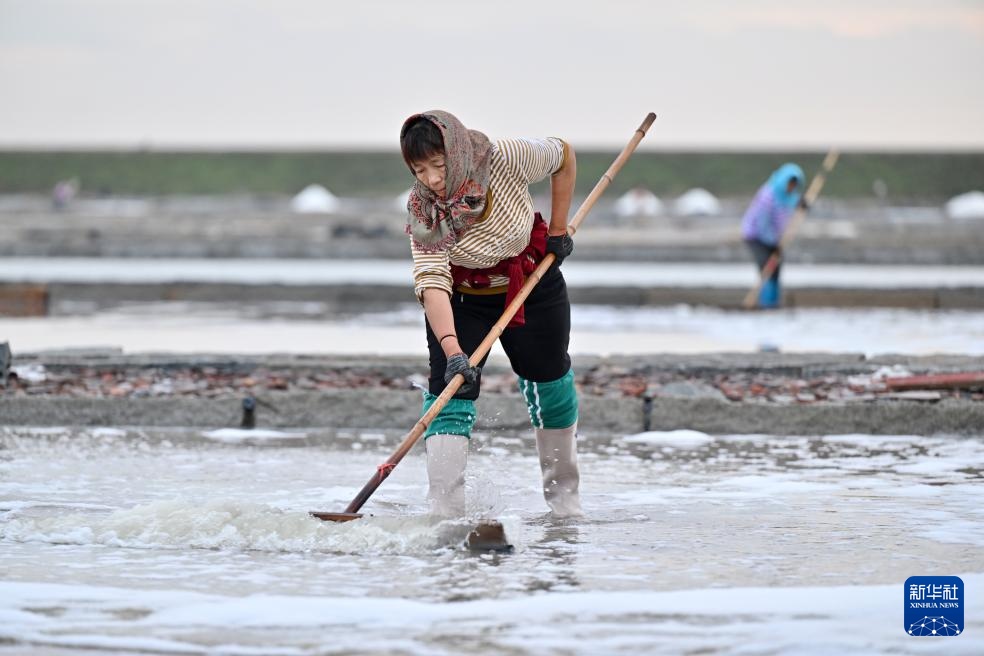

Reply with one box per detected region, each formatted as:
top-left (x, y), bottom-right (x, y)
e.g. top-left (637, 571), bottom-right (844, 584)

top-left (740, 163), bottom-right (806, 308)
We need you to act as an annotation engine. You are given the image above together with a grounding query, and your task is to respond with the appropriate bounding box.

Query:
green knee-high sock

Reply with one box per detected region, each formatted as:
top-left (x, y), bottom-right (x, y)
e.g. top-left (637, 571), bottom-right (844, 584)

top-left (422, 392), bottom-right (477, 439)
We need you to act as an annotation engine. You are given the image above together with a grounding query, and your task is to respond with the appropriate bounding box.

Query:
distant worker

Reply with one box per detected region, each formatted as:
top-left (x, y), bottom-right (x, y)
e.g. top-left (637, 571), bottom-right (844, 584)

top-left (740, 163), bottom-right (806, 308)
top-left (51, 178), bottom-right (79, 211)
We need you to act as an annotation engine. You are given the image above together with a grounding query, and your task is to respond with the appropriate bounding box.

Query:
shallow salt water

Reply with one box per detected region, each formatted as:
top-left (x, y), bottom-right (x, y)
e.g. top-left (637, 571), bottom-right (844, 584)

top-left (1, 426), bottom-right (983, 654)
top-left (4, 303), bottom-right (984, 356)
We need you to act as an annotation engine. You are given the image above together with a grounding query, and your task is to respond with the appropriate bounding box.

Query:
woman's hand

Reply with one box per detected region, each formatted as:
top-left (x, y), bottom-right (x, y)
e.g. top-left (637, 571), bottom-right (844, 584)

top-left (546, 233), bottom-right (574, 265)
top-left (444, 353), bottom-right (481, 394)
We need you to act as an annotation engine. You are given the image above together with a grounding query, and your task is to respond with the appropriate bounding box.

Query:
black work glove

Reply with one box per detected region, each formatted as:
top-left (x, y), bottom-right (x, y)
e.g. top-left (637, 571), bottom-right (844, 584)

top-left (546, 233), bottom-right (574, 266)
top-left (798, 197), bottom-right (810, 211)
top-left (444, 352), bottom-right (481, 395)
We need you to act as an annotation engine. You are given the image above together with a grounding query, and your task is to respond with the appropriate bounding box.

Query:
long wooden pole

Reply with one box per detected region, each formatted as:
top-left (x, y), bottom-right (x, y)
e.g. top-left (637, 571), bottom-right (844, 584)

top-left (322, 113), bottom-right (657, 519)
top-left (741, 149), bottom-right (840, 309)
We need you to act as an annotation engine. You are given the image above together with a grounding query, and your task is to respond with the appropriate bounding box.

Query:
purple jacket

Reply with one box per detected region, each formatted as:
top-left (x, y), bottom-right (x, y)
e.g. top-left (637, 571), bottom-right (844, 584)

top-left (742, 163), bottom-right (805, 246)
top-left (740, 186), bottom-right (794, 246)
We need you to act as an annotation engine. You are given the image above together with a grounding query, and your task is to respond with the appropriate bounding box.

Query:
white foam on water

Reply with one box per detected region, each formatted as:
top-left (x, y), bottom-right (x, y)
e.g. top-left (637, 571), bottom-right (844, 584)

top-left (201, 428), bottom-right (309, 442)
top-left (2, 428), bottom-right (982, 653)
top-left (0, 499), bottom-right (479, 555)
top-left (822, 433), bottom-right (925, 445)
top-left (895, 459), bottom-right (973, 475)
top-left (89, 427), bottom-right (128, 438)
top-left (0, 500), bottom-right (118, 513)
top-left (3, 426), bottom-right (70, 437)
top-left (917, 518), bottom-right (984, 546)
top-left (711, 474), bottom-right (842, 497)
top-left (620, 429), bottom-right (713, 448)
top-left (604, 488), bottom-right (685, 506)
top-left (1, 576), bottom-right (982, 655)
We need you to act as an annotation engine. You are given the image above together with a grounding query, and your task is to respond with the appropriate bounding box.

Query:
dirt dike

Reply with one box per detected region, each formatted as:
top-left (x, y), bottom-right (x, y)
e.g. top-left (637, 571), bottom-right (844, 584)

top-left (2, 352), bottom-right (982, 436)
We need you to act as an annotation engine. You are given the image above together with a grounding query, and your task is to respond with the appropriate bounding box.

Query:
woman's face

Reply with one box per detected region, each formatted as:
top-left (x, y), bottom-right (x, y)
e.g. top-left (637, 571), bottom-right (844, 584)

top-left (412, 153), bottom-right (447, 199)
top-left (786, 178), bottom-right (800, 194)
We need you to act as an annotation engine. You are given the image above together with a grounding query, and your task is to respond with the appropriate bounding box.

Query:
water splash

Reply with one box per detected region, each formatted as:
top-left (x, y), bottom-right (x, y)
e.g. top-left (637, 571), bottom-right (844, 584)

top-left (1, 499), bottom-right (482, 555)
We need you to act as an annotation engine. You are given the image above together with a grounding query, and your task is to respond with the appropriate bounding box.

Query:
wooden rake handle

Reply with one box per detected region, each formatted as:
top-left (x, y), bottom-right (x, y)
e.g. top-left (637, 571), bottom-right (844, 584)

top-left (342, 112), bottom-right (657, 514)
top-left (741, 149), bottom-right (840, 310)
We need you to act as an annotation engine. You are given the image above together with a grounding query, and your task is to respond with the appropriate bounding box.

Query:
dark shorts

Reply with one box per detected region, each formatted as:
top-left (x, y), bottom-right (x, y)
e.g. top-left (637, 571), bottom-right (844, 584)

top-left (425, 266), bottom-right (572, 400)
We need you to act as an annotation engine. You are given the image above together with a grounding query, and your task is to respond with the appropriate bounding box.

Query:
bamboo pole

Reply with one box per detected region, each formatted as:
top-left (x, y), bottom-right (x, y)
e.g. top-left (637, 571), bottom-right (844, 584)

top-left (314, 113), bottom-right (657, 521)
top-left (741, 150), bottom-right (840, 309)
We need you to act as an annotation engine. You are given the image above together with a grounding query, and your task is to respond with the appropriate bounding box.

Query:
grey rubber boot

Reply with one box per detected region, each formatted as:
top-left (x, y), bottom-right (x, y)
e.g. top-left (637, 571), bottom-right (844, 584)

top-left (425, 434), bottom-right (469, 517)
top-left (535, 423), bottom-right (583, 517)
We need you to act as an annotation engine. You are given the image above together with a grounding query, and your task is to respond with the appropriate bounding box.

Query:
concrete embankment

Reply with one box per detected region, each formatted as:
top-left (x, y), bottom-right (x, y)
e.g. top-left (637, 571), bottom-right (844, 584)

top-left (3, 352), bottom-right (982, 436)
top-left (3, 390), bottom-right (981, 438)
top-left (3, 282), bottom-right (984, 317)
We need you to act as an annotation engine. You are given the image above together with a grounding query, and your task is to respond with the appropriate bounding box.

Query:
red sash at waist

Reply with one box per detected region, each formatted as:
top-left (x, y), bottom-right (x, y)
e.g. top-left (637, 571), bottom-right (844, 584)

top-left (450, 213), bottom-right (548, 328)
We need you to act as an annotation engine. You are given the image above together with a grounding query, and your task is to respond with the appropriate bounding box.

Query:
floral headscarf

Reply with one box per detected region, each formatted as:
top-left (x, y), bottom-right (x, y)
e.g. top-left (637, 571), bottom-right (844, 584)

top-left (402, 110), bottom-right (492, 253)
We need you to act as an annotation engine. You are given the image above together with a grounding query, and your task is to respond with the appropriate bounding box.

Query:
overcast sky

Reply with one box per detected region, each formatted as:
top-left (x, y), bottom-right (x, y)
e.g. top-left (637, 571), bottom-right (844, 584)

top-left (1, 0), bottom-right (982, 150)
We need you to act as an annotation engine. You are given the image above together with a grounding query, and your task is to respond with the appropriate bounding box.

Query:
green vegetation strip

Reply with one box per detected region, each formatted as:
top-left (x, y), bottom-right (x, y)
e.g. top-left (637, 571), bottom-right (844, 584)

top-left (1, 150), bottom-right (981, 200)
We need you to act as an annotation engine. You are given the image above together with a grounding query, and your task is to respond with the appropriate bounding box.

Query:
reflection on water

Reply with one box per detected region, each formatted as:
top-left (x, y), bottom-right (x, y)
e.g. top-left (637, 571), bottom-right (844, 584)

top-left (524, 520), bottom-right (581, 594)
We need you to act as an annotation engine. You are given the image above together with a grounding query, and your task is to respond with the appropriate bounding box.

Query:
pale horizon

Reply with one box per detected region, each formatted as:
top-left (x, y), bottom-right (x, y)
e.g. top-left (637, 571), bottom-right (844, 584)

top-left (2, 0), bottom-right (983, 150)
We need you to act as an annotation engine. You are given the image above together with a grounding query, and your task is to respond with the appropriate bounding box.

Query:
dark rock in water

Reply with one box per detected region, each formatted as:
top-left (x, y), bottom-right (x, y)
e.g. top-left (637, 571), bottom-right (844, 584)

top-left (466, 521), bottom-right (512, 553)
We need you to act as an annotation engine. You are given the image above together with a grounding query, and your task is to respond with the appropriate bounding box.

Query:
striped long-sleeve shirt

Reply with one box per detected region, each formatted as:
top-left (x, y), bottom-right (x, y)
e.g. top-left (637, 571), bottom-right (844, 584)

top-left (411, 137), bottom-right (568, 299)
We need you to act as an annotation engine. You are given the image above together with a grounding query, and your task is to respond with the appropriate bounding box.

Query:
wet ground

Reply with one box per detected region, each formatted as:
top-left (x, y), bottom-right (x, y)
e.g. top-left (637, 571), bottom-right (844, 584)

top-left (3, 301), bottom-right (984, 357)
top-left (2, 426), bottom-right (982, 654)
top-left (5, 256), bottom-right (984, 288)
